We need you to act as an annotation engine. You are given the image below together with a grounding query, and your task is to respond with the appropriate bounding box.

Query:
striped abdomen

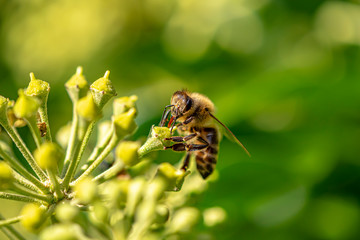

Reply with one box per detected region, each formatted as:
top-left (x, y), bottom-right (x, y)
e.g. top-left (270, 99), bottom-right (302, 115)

top-left (194, 127), bottom-right (219, 179)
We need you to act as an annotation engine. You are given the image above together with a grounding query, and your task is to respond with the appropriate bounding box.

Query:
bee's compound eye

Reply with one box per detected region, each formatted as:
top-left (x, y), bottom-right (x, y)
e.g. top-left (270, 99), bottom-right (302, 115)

top-left (185, 97), bottom-right (193, 112)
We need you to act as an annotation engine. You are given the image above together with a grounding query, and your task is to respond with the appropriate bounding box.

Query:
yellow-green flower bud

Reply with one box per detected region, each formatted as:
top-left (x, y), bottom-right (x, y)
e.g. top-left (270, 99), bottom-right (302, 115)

top-left (65, 66), bottom-right (89, 102)
top-left (0, 95), bottom-right (9, 123)
top-left (113, 95), bottom-right (138, 116)
top-left (116, 141), bottom-right (141, 167)
top-left (138, 126), bottom-right (171, 158)
top-left (90, 202), bottom-right (109, 224)
top-left (55, 202), bottom-right (79, 223)
top-left (34, 142), bottom-right (63, 170)
top-left (156, 162), bottom-right (190, 191)
top-left (0, 162), bottom-right (13, 190)
top-left (113, 108), bottom-right (137, 137)
top-left (203, 207), bottom-right (227, 227)
top-left (20, 204), bottom-right (46, 232)
top-left (90, 71), bottom-right (116, 109)
top-left (76, 93), bottom-right (101, 122)
top-left (40, 223), bottom-right (86, 240)
top-left (25, 73), bottom-right (50, 104)
top-left (168, 207), bottom-right (200, 234)
top-left (73, 176), bottom-right (97, 204)
top-left (153, 204), bottom-right (170, 226)
top-left (126, 177), bottom-right (146, 217)
top-left (13, 90), bottom-right (40, 119)
top-left (103, 179), bottom-right (130, 208)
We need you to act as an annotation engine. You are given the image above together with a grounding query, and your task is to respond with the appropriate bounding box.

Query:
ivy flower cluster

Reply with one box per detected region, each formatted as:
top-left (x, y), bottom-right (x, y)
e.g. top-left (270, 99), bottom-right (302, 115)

top-left (0, 67), bottom-right (226, 240)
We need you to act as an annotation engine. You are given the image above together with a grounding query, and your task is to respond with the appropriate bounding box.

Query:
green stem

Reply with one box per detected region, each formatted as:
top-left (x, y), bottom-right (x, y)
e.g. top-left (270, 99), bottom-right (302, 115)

top-left (38, 103), bottom-right (52, 142)
top-left (0, 192), bottom-right (47, 204)
top-left (79, 124), bottom-right (114, 174)
top-left (0, 214), bottom-right (25, 240)
top-left (47, 170), bottom-right (63, 200)
top-left (93, 161), bottom-right (125, 184)
top-left (12, 170), bottom-right (43, 194)
top-left (61, 105), bottom-right (79, 178)
top-left (72, 134), bottom-right (120, 186)
top-left (0, 147), bottom-right (49, 193)
top-left (25, 116), bottom-right (42, 149)
top-left (2, 123), bottom-right (47, 181)
top-left (0, 215), bottom-right (22, 227)
top-left (11, 184), bottom-right (53, 203)
top-left (62, 120), bottom-right (96, 190)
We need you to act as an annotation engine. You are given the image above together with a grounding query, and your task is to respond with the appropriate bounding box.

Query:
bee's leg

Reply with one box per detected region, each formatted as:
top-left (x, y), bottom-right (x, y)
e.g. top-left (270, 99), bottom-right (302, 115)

top-left (175, 116), bottom-right (195, 129)
top-left (164, 143), bottom-right (208, 152)
top-left (181, 153), bottom-right (191, 171)
top-left (165, 133), bottom-right (197, 142)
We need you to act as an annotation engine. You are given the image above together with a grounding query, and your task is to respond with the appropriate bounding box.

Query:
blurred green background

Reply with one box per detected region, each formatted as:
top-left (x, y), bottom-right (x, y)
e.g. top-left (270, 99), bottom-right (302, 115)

top-left (1, 0), bottom-right (360, 239)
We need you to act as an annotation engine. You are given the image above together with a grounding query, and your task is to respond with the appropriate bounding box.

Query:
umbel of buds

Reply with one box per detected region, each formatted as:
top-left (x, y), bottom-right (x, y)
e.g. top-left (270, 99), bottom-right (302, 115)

top-left (0, 67), bottom-right (223, 240)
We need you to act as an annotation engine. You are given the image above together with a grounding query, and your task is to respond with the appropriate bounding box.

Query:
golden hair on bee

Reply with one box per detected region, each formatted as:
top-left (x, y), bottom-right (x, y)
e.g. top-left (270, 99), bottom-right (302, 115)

top-left (160, 90), bottom-right (250, 179)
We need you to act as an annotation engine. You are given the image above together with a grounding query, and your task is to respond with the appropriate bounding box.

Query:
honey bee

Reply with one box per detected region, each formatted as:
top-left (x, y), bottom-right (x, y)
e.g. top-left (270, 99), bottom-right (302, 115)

top-left (160, 90), bottom-right (250, 179)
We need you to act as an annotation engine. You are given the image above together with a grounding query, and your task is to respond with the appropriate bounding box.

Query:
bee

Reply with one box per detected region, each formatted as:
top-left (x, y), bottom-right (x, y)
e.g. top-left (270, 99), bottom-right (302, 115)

top-left (160, 90), bottom-right (250, 179)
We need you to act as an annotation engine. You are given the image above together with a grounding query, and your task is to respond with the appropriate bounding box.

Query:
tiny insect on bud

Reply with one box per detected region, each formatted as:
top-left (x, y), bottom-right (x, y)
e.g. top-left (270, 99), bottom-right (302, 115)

top-left (156, 162), bottom-right (189, 191)
top-left (113, 95), bottom-right (138, 116)
top-left (65, 66), bottom-right (89, 102)
top-left (20, 203), bottom-right (47, 232)
top-left (34, 142), bottom-right (63, 170)
top-left (76, 93), bottom-right (101, 122)
top-left (113, 108), bottom-right (137, 137)
top-left (116, 141), bottom-right (141, 167)
top-left (55, 202), bottom-right (79, 223)
top-left (25, 73), bottom-right (50, 104)
top-left (0, 161), bottom-right (14, 190)
top-left (13, 90), bottom-right (40, 119)
top-left (73, 176), bottom-right (97, 204)
top-left (90, 70), bottom-right (117, 109)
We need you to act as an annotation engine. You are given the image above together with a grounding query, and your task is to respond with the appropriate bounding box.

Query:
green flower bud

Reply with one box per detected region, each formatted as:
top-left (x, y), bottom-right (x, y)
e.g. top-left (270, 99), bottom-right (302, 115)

top-left (153, 204), bottom-right (170, 227)
top-left (103, 179), bottom-right (130, 209)
top-left (76, 93), bottom-right (101, 122)
top-left (168, 207), bottom-right (200, 234)
top-left (21, 204), bottom-right (46, 232)
top-left (96, 120), bottom-right (112, 145)
top-left (113, 108), bottom-right (137, 137)
top-left (0, 161), bottom-right (14, 190)
top-left (203, 207), bottom-right (227, 227)
top-left (34, 142), bottom-right (63, 170)
top-left (90, 71), bottom-right (116, 109)
top-left (55, 202), bottom-right (79, 223)
top-left (73, 176), bottom-right (97, 204)
top-left (113, 95), bottom-right (138, 116)
top-left (25, 73), bottom-right (50, 104)
top-left (0, 95), bottom-right (10, 123)
top-left (65, 66), bottom-right (89, 102)
top-left (138, 126), bottom-right (171, 158)
top-left (40, 223), bottom-right (86, 240)
top-left (116, 141), bottom-right (141, 167)
top-left (156, 162), bottom-right (190, 191)
top-left (90, 202), bottom-right (109, 224)
top-left (126, 177), bottom-right (146, 217)
top-left (13, 90), bottom-right (40, 119)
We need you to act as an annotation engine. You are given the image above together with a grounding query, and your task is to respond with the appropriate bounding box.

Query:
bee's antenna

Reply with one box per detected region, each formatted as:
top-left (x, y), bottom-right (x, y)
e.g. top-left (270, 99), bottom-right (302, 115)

top-left (209, 112), bottom-right (251, 157)
top-left (160, 105), bottom-right (174, 126)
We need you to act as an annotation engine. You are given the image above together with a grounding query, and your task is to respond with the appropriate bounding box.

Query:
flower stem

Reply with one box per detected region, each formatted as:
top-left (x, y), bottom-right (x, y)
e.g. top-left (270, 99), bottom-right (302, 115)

top-left (0, 192), bottom-right (48, 204)
top-left (93, 161), bottom-right (125, 184)
top-left (11, 184), bottom-right (53, 203)
top-left (62, 120), bottom-right (96, 189)
top-left (26, 116), bottom-right (42, 148)
top-left (0, 146), bottom-right (48, 193)
top-left (38, 103), bottom-right (52, 142)
top-left (12, 170), bottom-right (43, 194)
top-left (61, 105), bottom-right (79, 178)
top-left (0, 214), bottom-right (25, 240)
top-left (2, 122), bottom-right (47, 181)
top-left (0, 215), bottom-right (22, 227)
top-left (71, 134), bottom-right (120, 186)
top-left (47, 170), bottom-right (63, 200)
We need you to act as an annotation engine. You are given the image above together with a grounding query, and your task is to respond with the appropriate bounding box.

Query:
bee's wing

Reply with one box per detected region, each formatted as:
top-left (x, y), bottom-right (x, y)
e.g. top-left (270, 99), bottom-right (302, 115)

top-left (209, 112), bottom-right (251, 157)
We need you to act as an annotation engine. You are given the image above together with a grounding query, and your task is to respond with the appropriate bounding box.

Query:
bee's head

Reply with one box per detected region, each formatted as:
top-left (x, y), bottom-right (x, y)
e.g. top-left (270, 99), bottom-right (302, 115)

top-left (170, 90), bottom-right (193, 118)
